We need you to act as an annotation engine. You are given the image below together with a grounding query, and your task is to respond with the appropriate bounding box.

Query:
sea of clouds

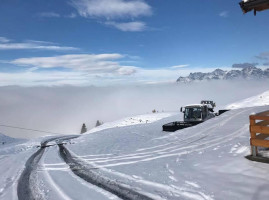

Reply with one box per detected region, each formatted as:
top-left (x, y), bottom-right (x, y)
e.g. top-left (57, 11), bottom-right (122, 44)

top-left (0, 80), bottom-right (268, 138)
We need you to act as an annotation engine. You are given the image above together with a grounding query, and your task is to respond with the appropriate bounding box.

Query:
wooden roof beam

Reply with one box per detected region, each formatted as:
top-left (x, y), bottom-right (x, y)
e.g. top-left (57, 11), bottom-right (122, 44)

top-left (239, 0), bottom-right (269, 15)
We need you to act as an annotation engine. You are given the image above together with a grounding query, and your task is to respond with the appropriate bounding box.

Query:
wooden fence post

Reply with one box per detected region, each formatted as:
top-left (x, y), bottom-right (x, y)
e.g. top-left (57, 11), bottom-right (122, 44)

top-left (250, 117), bottom-right (257, 156)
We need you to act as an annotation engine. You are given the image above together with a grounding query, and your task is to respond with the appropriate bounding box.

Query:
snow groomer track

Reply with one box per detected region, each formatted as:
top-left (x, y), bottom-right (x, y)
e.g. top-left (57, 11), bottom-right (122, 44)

top-left (58, 144), bottom-right (153, 200)
top-left (17, 135), bottom-right (155, 200)
top-left (17, 136), bottom-right (79, 200)
top-left (15, 106), bottom-right (269, 200)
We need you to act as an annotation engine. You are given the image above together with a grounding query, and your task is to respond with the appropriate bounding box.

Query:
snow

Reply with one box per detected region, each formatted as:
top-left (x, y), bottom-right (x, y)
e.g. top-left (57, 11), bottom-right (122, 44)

top-left (226, 90), bottom-right (269, 110)
top-left (65, 106), bottom-right (269, 200)
top-left (87, 112), bottom-right (177, 134)
top-left (1, 91), bottom-right (269, 199)
top-left (0, 133), bottom-right (18, 145)
top-left (177, 67), bottom-right (269, 83)
top-left (0, 140), bottom-right (40, 199)
top-left (184, 104), bottom-right (204, 107)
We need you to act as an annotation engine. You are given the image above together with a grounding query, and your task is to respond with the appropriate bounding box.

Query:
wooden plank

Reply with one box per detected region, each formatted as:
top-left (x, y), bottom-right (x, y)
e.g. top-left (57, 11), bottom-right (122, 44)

top-left (256, 133), bottom-right (269, 140)
top-left (250, 125), bottom-right (269, 134)
top-left (250, 119), bottom-right (256, 125)
top-left (250, 131), bottom-right (256, 138)
top-left (256, 110), bottom-right (269, 116)
top-left (256, 120), bottom-right (269, 126)
top-left (250, 115), bottom-right (255, 121)
top-left (251, 139), bottom-right (269, 148)
top-left (250, 115), bottom-right (269, 121)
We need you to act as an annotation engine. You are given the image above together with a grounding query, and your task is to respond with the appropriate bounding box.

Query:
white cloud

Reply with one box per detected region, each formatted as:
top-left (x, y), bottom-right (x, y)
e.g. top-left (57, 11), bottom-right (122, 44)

top-left (66, 13), bottom-right (77, 18)
top-left (105, 21), bottom-right (146, 31)
top-left (70, 0), bottom-right (152, 19)
top-left (0, 37), bottom-right (78, 51)
top-left (38, 12), bottom-right (60, 18)
top-left (117, 66), bottom-right (137, 75)
top-left (38, 12), bottom-right (78, 19)
top-left (0, 71), bottom-right (88, 87)
top-left (169, 64), bottom-right (189, 69)
top-left (9, 54), bottom-right (138, 75)
top-left (256, 52), bottom-right (269, 60)
top-left (23, 40), bottom-right (55, 45)
top-left (0, 43), bottom-right (78, 51)
top-left (0, 37), bottom-right (10, 43)
top-left (1, 50), bottom-right (234, 86)
top-left (219, 11), bottom-right (229, 18)
top-left (132, 67), bottom-right (234, 84)
top-left (0, 65), bottom-right (234, 86)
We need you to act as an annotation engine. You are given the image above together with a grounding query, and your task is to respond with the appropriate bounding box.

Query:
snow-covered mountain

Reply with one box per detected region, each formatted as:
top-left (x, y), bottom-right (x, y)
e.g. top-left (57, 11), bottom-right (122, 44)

top-left (177, 66), bottom-right (269, 83)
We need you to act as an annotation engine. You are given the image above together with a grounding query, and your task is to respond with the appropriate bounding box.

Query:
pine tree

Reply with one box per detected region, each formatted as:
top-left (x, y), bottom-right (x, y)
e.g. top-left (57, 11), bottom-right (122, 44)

top-left (81, 123), bottom-right (87, 134)
top-left (96, 120), bottom-right (102, 127)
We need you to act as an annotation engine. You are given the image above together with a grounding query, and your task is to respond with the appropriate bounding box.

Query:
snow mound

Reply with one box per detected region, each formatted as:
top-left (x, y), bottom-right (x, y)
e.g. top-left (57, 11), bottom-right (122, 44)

top-left (87, 112), bottom-right (177, 134)
top-left (0, 133), bottom-right (17, 145)
top-left (226, 90), bottom-right (269, 109)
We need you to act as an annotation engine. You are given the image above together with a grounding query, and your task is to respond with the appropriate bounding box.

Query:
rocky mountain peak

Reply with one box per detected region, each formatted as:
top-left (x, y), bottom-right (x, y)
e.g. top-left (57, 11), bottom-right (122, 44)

top-left (177, 66), bottom-right (269, 83)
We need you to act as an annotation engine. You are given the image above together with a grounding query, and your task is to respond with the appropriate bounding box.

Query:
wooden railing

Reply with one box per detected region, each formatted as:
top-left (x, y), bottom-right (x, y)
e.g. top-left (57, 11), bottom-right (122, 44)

top-left (249, 110), bottom-right (269, 156)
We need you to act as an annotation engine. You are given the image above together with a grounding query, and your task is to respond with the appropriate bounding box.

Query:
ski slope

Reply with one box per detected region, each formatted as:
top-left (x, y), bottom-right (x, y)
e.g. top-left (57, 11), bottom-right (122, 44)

top-left (226, 90), bottom-right (269, 110)
top-left (64, 106), bottom-right (269, 200)
top-left (1, 92), bottom-right (269, 199)
top-left (87, 112), bottom-right (177, 134)
top-left (0, 133), bottom-right (20, 145)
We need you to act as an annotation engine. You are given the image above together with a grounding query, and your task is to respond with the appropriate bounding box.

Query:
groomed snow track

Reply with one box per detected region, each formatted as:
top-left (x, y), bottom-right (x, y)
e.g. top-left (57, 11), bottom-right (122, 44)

top-left (17, 135), bottom-right (154, 200)
top-left (58, 144), bottom-right (154, 200)
top-left (17, 136), bottom-right (79, 200)
top-left (17, 147), bottom-right (45, 200)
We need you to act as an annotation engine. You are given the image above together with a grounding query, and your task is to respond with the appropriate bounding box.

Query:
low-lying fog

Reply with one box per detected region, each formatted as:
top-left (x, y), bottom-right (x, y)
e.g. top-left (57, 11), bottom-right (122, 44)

top-left (0, 80), bottom-right (268, 139)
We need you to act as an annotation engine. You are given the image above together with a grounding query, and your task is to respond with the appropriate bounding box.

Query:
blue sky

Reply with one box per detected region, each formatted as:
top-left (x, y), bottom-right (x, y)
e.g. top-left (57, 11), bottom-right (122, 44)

top-left (0, 0), bottom-right (269, 86)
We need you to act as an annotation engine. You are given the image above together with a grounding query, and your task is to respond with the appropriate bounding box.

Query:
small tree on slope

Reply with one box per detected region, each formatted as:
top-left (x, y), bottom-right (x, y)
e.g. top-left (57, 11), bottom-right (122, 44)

top-left (96, 120), bottom-right (102, 127)
top-left (81, 123), bottom-right (87, 134)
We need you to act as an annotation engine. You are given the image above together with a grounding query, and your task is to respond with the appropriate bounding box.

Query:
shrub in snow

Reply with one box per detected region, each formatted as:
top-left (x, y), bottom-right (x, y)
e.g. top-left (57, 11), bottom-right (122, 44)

top-left (95, 120), bottom-right (103, 127)
top-left (80, 123), bottom-right (87, 134)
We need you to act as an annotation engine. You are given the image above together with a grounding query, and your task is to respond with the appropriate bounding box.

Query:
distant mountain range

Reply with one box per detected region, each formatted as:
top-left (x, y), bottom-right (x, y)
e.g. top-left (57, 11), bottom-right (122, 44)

top-left (176, 66), bottom-right (269, 83)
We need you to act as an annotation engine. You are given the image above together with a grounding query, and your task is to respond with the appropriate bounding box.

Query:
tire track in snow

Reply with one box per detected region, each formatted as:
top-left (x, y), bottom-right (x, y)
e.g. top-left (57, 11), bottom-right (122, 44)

top-left (72, 123), bottom-right (247, 172)
top-left (73, 108), bottom-right (251, 167)
top-left (46, 109), bottom-right (251, 172)
top-left (75, 109), bottom-right (251, 169)
top-left (40, 146), bottom-right (120, 200)
top-left (17, 147), bottom-right (46, 200)
top-left (17, 135), bottom-right (78, 200)
top-left (58, 144), bottom-right (155, 200)
top-left (76, 109), bottom-right (249, 164)
top-left (59, 145), bottom-right (214, 200)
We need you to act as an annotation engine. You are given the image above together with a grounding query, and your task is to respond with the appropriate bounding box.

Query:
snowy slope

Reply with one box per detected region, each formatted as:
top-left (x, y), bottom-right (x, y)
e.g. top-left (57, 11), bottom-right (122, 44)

top-left (226, 90), bottom-right (269, 109)
top-left (0, 134), bottom-right (69, 199)
top-left (87, 112), bottom-right (177, 134)
top-left (2, 92), bottom-right (269, 199)
top-left (0, 133), bottom-right (17, 145)
top-left (32, 106), bottom-right (268, 200)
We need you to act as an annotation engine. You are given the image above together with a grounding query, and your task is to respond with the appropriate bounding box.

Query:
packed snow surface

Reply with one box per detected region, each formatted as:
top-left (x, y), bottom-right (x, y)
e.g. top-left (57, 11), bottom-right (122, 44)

top-left (1, 105), bottom-right (269, 199)
top-left (65, 106), bottom-right (269, 200)
top-left (226, 90), bottom-right (269, 110)
top-left (87, 112), bottom-right (176, 134)
top-left (0, 133), bottom-right (17, 145)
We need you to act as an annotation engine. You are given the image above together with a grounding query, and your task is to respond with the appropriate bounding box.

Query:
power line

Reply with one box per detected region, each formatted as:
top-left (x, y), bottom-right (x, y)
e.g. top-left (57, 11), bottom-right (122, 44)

top-left (0, 124), bottom-right (64, 135)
